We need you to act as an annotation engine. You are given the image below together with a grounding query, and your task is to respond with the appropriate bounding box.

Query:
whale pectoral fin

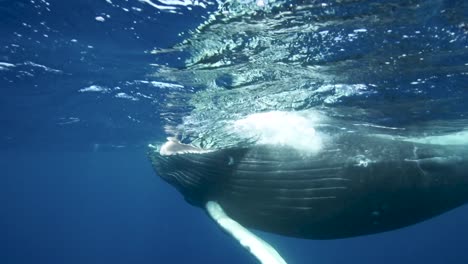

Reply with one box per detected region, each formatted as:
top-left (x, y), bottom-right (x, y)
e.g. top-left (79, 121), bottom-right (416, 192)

top-left (206, 201), bottom-right (287, 264)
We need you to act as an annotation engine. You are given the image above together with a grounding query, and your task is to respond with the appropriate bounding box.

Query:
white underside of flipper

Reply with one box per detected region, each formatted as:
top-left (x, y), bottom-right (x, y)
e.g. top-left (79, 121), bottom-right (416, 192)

top-left (206, 201), bottom-right (287, 264)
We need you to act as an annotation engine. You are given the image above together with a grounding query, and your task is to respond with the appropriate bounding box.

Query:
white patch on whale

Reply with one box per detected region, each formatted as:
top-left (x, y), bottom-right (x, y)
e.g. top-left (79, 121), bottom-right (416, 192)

top-left (373, 130), bottom-right (468, 146)
top-left (231, 111), bottom-right (325, 154)
top-left (404, 130), bottom-right (468, 145)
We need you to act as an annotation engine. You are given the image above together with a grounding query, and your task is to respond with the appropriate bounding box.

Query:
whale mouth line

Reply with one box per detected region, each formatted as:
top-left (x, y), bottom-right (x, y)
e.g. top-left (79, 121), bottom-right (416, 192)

top-left (159, 137), bottom-right (213, 156)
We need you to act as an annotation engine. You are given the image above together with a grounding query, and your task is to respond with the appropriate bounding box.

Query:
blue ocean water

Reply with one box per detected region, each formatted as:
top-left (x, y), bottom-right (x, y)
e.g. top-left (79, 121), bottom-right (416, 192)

top-left (1, 0), bottom-right (468, 264)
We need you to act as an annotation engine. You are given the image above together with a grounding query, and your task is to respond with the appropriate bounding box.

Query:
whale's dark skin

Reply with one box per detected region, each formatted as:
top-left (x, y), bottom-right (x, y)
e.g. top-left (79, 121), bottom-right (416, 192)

top-left (149, 134), bottom-right (468, 239)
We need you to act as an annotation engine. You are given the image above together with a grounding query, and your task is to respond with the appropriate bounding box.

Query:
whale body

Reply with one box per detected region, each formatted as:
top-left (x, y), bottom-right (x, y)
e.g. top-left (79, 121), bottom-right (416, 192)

top-left (149, 133), bottom-right (468, 239)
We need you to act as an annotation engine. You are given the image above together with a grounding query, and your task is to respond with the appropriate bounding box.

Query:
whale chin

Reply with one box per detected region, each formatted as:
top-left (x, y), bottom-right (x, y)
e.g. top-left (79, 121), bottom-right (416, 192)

top-left (149, 133), bottom-right (468, 239)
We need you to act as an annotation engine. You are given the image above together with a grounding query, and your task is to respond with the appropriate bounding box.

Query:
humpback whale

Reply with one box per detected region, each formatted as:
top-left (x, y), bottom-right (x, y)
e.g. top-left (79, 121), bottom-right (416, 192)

top-left (149, 122), bottom-right (468, 263)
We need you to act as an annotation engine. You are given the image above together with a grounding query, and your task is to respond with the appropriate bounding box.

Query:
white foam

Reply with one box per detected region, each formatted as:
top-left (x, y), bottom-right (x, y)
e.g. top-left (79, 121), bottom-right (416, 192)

top-left (315, 83), bottom-right (368, 104)
top-left (79, 85), bottom-right (110, 93)
top-left (232, 111), bottom-right (325, 153)
top-left (57, 117), bottom-right (80, 125)
top-left (0, 62), bottom-right (15, 71)
top-left (115, 92), bottom-right (139, 101)
top-left (138, 0), bottom-right (177, 10)
top-left (206, 201), bottom-right (287, 264)
top-left (138, 0), bottom-right (209, 11)
top-left (23, 61), bottom-right (62, 73)
top-left (0, 62), bottom-right (15, 67)
top-left (150, 81), bottom-right (184, 89)
top-left (158, 0), bottom-right (195, 6)
top-left (353, 28), bottom-right (368, 33)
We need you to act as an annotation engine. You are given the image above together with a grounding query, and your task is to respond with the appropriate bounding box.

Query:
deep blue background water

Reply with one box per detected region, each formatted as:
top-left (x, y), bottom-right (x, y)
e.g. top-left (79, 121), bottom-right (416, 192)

top-left (1, 0), bottom-right (468, 263)
top-left (3, 150), bottom-right (468, 264)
